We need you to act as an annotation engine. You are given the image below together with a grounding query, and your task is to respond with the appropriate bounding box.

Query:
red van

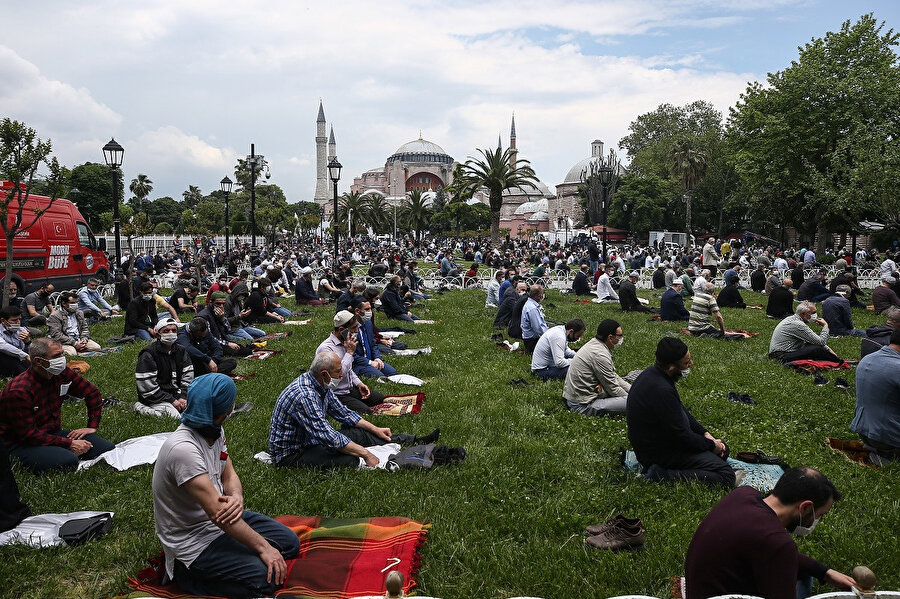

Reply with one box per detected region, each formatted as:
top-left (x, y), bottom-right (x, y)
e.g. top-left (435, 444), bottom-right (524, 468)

top-left (1, 181), bottom-right (111, 294)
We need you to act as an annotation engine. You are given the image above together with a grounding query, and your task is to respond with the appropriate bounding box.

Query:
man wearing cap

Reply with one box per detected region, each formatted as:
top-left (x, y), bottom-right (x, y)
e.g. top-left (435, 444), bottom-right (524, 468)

top-left (872, 275), bottom-right (900, 315)
top-left (316, 311), bottom-right (384, 414)
top-left (702, 237), bottom-right (720, 277)
top-left (619, 271), bottom-right (654, 313)
top-left (178, 317), bottom-right (238, 376)
top-left (660, 280), bottom-right (690, 321)
top-left (294, 266), bottom-right (325, 306)
top-left (626, 337), bottom-right (734, 486)
top-left (135, 318), bottom-right (194, 418)
top-left (486, 269), bottom-right (504, 307)
top-left (153, 374), bottom-right (300, 597)
top-left (268, 352), bottom-right (439, 469)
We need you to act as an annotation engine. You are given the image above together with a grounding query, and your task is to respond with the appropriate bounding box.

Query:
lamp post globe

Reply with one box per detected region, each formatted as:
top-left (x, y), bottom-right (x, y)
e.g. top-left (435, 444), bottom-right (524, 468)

top-left (101, 138), bottom-right (125, 271)
top-left (220, 176), bottom-right (233, 255)
top-left (328, 157), bottom-right (342, 260)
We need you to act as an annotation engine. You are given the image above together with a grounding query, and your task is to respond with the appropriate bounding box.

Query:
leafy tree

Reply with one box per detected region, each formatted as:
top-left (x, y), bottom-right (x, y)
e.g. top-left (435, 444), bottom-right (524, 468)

top-left (69, 162), bottom-right (121, 230)
top-left (455, 146), bottom-right (539, 244)
top-left (129, 174), bottom-right (153, 211)
top-left (233, 157), bottom-right (268, 190)
top-left (337, 191), bottom-right (372, 235)
top-left (607, 174), bottom-right (681, 238)
top-left (195, 200), bottom-right (224, 234)
top-left (400, 190), bottom-right (432, 241)
top-left (727, 14), bottom-right (900, 252)
top-left (147, 196), bottom-right (183, 230)
top-left (670, 138), bottom-right (709, 249)
top-left (365, 194), bottom-right (393, 234)
top-left (154, 222), bottom-right (174, 234)
top-left (178, 208), bottom-right (196, 233)
top-left (432, 187), bottom-right (448, 213)
top-left (0, 118), bottom-right (66, 305)
top-left (182, 185), bottom-right (203, 209)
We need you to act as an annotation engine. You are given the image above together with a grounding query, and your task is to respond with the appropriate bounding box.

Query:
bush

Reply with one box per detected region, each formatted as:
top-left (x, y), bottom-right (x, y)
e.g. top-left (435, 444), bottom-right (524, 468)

top-left (153, 222), bottom-right (174, 233)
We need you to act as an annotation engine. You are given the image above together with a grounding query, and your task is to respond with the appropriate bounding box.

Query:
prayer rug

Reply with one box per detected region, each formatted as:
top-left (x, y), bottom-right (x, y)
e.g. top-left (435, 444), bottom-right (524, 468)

top-left (574, 299), bottom-right (593, 305)
top-left (258, 331), bottom-right (292, 341)
top-left (390, 346), bottom-right (432, 356)
top-left (370, 392), bottom-right (425, 416)
top-left (826, 437), bottom-right (881, 469)
top-left (118, 516), bottom-right (430, 599)
top-left (621, 450), bottom-right (784, 493)
top-left (283, 319), bottom-right (313, 325)
top-left (244, 349), bottom-right (284, 360)
top-left (679, 329), bottom-right (760, 338)
top-left (785, 359), bottom-right (851, 373)
top-left (413, 319), bottom-right (436, 324)
top-left (78, 346), bottom-right (126, 358)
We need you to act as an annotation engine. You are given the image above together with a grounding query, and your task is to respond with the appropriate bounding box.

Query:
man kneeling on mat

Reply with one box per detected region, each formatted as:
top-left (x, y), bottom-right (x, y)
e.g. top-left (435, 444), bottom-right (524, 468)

top-left (152, 374), bottom-right (300, 598)
top-left (268, 352), bottom-right (439, 469)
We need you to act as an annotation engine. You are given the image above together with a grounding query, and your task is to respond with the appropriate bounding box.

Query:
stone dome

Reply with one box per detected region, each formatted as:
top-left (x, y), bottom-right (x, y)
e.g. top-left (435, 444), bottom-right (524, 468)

top-left (563, 156), bottom-right (602, 184)
top-left (388, 137), bottom-right (453, 164)
top-left (528, 211), bottom-right (549, 222)
top-left (514, 199), bottom-right (549, 215)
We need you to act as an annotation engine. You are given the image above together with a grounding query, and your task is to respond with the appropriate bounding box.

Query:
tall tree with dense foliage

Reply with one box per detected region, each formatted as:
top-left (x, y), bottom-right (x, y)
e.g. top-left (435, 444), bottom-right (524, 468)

top-left (670, 138), bottom-right (709, 249)
top-left (0, 119), bottom-right (66, 305)
top-left (337, 191), bottom-right (371, 235)
top-left (401, 190), bottom-right (432, 242)
top-left (129, 174), bottom-right (153, 210)
top-left (69, 162), bottom-right (121, 230)
top-left (727, 14), bottom-right (900, 252)
top-left (456, 147), bottom-right (538, 245)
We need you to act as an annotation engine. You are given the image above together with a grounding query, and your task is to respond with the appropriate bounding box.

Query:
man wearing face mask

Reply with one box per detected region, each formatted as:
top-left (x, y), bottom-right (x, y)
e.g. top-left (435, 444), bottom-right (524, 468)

top-left (0, 306), bottom-right (31, 377)
top-left (626, 337), bottom-right (734, 486)
top-left (315, 311), bottom-right (384, 414)
top-left (126, 281), bottom-right (162, 341)
top-left (22, 283), bottom-right (55, 327)
top-left (520, 285), bottom-right (548, 354)
top-left (381, 275), bottom-right (419, 322)
top-left (0, 337), bottom-right (115, 472)
top-left (563, 319), bottom-right (630, 415)
top-left (350, 297), bottom-right (396, 379)
top-left (46, 292), bottom-right (102, 355)
top-left (294, 266), bottom-right (326, 306)
top-left (153, 374), bottom-right (300, 597)
top-left (531, 318), bottom-right (585, 381)
top-left (178, 317), bottom-right (237, 377)
top-left (685, 466), bottom-right (856, 599)
top-left (134, 318), bottom-right (194, 418)
top-left (268, 352), bottom-right (438, 469)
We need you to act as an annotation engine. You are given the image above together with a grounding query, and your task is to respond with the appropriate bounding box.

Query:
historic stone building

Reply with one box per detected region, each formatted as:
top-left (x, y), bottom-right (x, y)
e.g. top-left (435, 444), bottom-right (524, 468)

top-left (549, 139), bottom-right (608, 235)
top-left (349, 136), bottom-right (456, 201)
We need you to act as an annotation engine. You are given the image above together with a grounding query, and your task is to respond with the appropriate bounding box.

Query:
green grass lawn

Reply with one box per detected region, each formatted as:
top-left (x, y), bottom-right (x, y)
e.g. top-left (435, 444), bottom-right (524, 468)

top-left (1, 288), bottom-right (898, 599)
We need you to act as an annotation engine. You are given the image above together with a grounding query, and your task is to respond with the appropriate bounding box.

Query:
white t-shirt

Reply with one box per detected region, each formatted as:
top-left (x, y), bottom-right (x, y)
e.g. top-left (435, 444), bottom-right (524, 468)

top-left (152, 424), bottom-right (227, 578)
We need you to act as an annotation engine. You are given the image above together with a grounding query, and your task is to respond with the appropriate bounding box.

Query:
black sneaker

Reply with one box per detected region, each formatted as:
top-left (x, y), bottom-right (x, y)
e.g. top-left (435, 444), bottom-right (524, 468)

top-left (835, 378), bottom-right (850, 389)
top-left (102, 396), bottom-right (124, 407)
top-left (813, 374), bottom-right (828, 386)
top-left (739, 393), bottom-right (757, 405)
top-left (489, 333), bottom-right (505, 342)
top-left (416, 428), bottom-right (441, 445)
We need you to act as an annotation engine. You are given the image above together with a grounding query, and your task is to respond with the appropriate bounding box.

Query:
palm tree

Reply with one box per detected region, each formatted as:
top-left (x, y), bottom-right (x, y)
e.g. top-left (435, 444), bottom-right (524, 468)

top-left (182, 185), bottom-right (204, 208)
top-left (365, 194), bottom-right (392, 234)
top-left (337, 191), bottom-right (371, 235)
top-left (456, 146), bottom-right (539, 244)
top-left (129, 174), bottom-right (153, 211)
top-left (670, 138), bottom-right (709, 250)
top-left (401, 190), bottom-right (432, 242)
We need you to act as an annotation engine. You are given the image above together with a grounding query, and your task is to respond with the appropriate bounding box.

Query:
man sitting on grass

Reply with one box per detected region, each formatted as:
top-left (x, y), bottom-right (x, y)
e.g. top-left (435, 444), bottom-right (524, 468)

top-left (177, 317), bottom-right (238, 376)
top-left (350, 297), bottom-right (396, 379)
top-left (619, 271), bottom-right (654, 313)
top-left (521, 284), bottom-right (548, 354)
top-left (0, 337), bottom-right (115, 473)
top-left (685, 466), bottom-right (856, 599)
top-left (768, 301), bottom-right (844, 364)
top-left (135, 317), bottom-right (194, 419)
top-left (851, 327), bottom-right (900, 462)
top-left (316, 311), bottom-right (385, 414)
top-left (767, 278), bottom-right (795, 319)
top-left (46, 292), bottom-right (102, 355)
top-left (268, 352), bottom-right (438, 469)
top-left (861, 306), bottom-right (900, 357)
top-left (563, 319), bottom-right (630, 416)
top-left (660, 280), bottom-right (690, 321)
top-left (531, 318), bottom-right (584, 381)
top-left (688, 282), bottom-right (727, 338)
top-left (152, 374), bottom-right (300, 598)
top-left (626, 337), bottom-right (734, 486)
top-left (822, 285), bottom-right (864, 337)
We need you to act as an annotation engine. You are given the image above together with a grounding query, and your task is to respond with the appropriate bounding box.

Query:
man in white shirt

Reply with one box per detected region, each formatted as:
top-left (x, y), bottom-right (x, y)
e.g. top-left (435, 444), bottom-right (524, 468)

top-left (531, 319), bottom-right (585, 380)
top-left (595, 264), bottom-right (619, 303)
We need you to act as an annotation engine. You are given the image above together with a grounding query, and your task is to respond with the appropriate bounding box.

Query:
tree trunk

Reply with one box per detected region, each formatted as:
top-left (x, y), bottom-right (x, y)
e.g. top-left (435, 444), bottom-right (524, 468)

top-left (684, 189), bottom-right (692, 251)
top-left (815, 212), bottom-right (828, 255)
top-left (2, 235), bottom-right (13, 308)
top-left (490, 209), bottom-right (500, 246)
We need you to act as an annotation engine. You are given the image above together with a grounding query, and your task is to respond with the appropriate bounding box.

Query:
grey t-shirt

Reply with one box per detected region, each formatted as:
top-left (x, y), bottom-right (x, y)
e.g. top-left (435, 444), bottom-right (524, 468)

top-left (23, 291), bottom-right (49, 314)
top-left (152, 424), bottom-right (227, 578)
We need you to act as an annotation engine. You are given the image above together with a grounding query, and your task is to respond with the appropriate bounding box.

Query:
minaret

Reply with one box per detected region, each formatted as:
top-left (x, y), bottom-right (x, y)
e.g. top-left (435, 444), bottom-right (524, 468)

top-left (509, 113), bottom-right (517, 167)
top-left (328, 126), bottom-right (336, 162)
top-left (314, 100), bottom-right (328, 205)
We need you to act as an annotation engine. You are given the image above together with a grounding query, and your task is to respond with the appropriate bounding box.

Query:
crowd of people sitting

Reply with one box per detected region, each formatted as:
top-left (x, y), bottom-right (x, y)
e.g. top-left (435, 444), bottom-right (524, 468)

top-left (0, 231), bottom-right (898, 598)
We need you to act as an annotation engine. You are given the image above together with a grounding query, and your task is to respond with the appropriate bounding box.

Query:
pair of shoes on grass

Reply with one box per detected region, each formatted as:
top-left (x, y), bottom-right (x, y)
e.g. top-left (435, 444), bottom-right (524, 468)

top-left (727, 391), bottom-right (756, 405)
top-left (814, 374), bottom-right (850, 388)
top-left (585, 515), bottom-right (645, 551)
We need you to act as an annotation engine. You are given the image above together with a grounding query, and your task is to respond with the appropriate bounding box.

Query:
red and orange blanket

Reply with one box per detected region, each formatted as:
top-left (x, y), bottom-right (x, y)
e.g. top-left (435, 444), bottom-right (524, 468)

top-left (117, 516), bottom-right (430, 599)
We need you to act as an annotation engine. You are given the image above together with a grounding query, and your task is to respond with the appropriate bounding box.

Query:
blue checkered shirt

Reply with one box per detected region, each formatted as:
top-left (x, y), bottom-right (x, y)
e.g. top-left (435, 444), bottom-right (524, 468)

top-left (267, 372), bottom-right (362, 464)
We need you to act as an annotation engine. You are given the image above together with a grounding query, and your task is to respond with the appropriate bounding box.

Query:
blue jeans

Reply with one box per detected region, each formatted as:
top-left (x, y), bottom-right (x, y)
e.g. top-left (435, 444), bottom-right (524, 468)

top-left (532, 366), bottom-right (568, 380)
top-left (135, 329), bottom-right (152, 341)
top-left (174, 510), bottom-right (300, 598)
top-left (390, 313), bottom-right (417, 322)
top-left (8, 430), bottom-right (115, 473)
top-left (796, 574), bottom-right (814, 599)
top-left (272, 306), bottom-right (291, 318)
top-left (242, 326), bottom-right (266, 338)
top-left (354, 361), bottom-right (398, 378)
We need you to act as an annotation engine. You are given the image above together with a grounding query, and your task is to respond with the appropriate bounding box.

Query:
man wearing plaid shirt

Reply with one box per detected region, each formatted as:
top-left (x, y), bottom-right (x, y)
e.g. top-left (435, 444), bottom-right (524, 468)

top-left (267, 352), bottom-right (437, 469)
top-left (0, 337), bottom-right (115, 472)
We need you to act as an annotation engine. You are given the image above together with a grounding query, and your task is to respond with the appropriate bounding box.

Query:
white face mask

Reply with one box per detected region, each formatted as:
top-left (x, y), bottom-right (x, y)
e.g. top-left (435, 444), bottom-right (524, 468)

top-left (615, 336), bottom-right (624, 348)
top-left (44, 356), bottom-right (67, 376)
top-left (64, 305), bottom-right (77, 313)
top-left (325, 373), bottom-right (341, 390)
top-left (362, 311), bottom-right (373, 321)
top-left (680, 368), bottom-right (691, 379)
top-left (160, 332), bottom-right (178, 345)
top-left (5, 322), bottom-right (20, 332)
top-left (791, 506), bottom-right (820, 537)
top-left (142, 293), bottom-right (154, 301)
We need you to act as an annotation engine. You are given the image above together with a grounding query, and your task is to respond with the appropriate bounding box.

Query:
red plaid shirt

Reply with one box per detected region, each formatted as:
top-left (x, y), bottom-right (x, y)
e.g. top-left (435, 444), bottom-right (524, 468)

top-left (0, 367), bottom-right (103, 448)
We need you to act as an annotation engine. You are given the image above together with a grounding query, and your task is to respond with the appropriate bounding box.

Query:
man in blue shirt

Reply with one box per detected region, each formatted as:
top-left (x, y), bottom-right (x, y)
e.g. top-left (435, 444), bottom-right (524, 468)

top-left (851, 327), bottom-right (900, 462)
top-left (660, 280), bottom-right (690, 321)
top-left (267, 353), bottom-right (437, 469)
top-left (520, 285), bottom-right (548, 354)
top-left (350, 297), bottom-right (396, 378)
top-left (77, 278), bottom-right (118, 321)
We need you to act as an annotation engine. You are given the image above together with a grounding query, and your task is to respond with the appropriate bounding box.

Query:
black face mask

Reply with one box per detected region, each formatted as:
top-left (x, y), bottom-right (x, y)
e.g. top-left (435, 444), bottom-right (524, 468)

top-left (196, 424), bottom-right (222, 440)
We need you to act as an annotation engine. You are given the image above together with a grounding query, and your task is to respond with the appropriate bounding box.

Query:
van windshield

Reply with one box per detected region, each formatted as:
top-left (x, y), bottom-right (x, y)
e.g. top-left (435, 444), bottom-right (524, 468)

top-left (76, 222), bottom-right (95, 250)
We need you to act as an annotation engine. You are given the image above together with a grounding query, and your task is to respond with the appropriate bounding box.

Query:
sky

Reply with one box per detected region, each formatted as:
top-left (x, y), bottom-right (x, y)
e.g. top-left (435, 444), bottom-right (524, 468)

top-left (2, 0), bottom-right (899, 204)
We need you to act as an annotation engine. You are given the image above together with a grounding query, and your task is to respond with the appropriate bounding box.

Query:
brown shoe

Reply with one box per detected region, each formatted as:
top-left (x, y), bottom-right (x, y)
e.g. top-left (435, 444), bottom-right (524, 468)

top-left (585, 526), bottom-right (645, 551)
top-left (585, 514), bottom-right (643, 536)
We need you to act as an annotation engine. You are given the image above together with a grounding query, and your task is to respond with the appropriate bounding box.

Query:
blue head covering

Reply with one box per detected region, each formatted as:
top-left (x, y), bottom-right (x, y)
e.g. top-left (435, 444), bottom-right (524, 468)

top-left (181, 373), bottom-right (237, 429)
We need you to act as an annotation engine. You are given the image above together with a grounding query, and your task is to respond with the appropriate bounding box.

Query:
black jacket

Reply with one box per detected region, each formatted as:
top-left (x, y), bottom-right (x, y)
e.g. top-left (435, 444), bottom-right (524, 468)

top-left (766, 286), bottom-right (794, 319)
top-left (572, 271), bottom-right (592, 296)
top-left (124, 298), bottom-right (159, 335)
top-left (508, 294), bottom-right (529, 339)
top-left (381, 285), bottom-right (408, 318)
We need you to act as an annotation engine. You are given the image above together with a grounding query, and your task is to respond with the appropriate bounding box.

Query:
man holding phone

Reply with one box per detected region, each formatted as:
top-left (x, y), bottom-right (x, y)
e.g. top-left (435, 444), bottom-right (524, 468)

top-left (315, 311), bottom-right (385, 414)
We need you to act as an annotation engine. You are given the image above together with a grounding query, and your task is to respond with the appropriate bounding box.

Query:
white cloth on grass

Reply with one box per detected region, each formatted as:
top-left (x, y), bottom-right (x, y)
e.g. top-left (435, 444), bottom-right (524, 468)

top-left (378, 331), bottom-right (405, 338)
top-left (390, 347), bottom-right (432, 356)
top-left (253, 443), bottom-right (400, 470)
top-left (377, 374), bottom-right (426, 386)
top-left (77, 432), bottom-right (171, 471)
top-left (0, 511), bottom-right (114, 548)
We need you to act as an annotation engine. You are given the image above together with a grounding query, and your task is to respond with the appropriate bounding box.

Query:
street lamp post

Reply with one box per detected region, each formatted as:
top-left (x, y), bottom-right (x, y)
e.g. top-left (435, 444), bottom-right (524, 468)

top-left (328, 157), bottom-right (342, 260)
top-left (220, 176), bottom-right (233, 255)
top-left (245, 144), bottom-right (270, 249)
top-left (102, 138), bottom-right (125, 271)
top-left (598, 150), bottom-right (620, 261)
top-left (319, 205), bottom-right (325, 242)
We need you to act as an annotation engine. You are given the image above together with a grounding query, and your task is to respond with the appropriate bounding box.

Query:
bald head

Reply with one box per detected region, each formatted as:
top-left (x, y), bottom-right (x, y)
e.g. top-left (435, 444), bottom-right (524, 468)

top-left (783, 278), bottom-right (793, 289)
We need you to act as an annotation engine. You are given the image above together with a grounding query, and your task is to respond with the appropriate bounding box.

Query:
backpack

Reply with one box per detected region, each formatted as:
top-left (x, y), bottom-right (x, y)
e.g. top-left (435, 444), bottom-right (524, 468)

top-left (59, 513), bottom-right (113, 546)
top-left (389, 444), bottom-right (467, 469)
